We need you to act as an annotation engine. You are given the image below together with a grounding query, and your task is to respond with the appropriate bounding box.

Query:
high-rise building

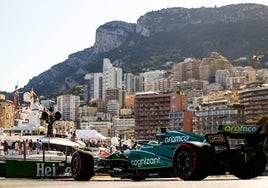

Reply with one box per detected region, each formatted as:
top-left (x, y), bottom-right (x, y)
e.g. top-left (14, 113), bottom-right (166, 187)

top-left (123, 73), bottom-right (143, 94)
top-left (172, 58), bottom-right (201, 83)
top-left (134, 92), bottom-right (189, 140)
top-left (140, 70), bottom-right (166, 92)
top-left (84, 73), bottom-right (103, 103)
top-left (105, 88), bottom-right (124, 108)
top-left (102, 58), bottom-right (122, 100)
top-left (215, 69), bottom-right (230, 89)
top-left (238, 81), bottom-right (268, 124)
top-left (195, 99), bottom-right (244, 135)
top-left (199, 52), bottom-right (233, 83)
top-left (226, 76), bottom-right (246, 90)
top-left (107, 100), bottom-right (120, 116)
top-left (56, 94), bottom-right (80, 122)
top-left (153, 77), bottom-right (174, 92)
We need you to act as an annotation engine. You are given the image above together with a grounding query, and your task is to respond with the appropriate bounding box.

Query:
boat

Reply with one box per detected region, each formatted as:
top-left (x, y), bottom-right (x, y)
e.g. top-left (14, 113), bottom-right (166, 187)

top-left (0, 131), bottom-right (86, 178)
top-left (0, 134), bottom-right (87, 178)
top-left (3, 150), bottom-right (71, 162)
top-left (0, 89), bottom-right (85, 178)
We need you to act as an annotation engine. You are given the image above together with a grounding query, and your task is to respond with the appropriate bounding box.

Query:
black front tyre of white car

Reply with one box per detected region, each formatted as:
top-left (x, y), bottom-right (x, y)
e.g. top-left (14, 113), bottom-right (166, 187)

top-left (71, 150), bottom-right (95, 181)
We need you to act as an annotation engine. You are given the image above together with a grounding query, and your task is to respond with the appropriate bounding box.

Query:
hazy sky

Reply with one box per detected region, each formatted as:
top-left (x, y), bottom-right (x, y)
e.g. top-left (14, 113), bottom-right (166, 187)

top-left (1, 0), bottom-right (268, 92)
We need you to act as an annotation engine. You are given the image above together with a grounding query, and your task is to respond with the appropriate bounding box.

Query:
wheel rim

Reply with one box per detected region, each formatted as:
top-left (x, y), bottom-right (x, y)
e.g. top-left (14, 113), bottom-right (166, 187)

top-left (71, 154), bottom-right (80, 175)
top-left (176, 148), bottom-right (193, 173)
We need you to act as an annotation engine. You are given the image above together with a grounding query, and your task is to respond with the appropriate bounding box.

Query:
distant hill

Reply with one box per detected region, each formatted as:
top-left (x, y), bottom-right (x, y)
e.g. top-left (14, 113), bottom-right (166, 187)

top-left (20, 3), bottom-right (268, 96)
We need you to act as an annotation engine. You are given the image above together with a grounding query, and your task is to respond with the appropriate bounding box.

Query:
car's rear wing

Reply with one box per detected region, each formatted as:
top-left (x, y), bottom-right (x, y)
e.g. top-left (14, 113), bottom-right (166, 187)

top-left (217, 124), bottom-right (262, 138)
top-left (205, 124), bottom-right (265, 149)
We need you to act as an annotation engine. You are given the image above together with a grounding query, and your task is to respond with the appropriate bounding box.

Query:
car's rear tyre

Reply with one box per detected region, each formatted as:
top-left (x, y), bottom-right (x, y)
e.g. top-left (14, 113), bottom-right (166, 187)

top-left (71, 150), bottom-right (94, 181)
top-left (232, 151), bottom-right (267, 179)
top-left (172, 143), bottom-right (209, 180)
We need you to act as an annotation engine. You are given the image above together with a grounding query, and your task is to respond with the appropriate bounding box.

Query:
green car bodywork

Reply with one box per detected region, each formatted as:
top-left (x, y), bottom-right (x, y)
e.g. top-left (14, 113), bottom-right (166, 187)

top-left (106, 130), bottom-right (205, 170)
top-left (71, 125), bottom-right (267, 181)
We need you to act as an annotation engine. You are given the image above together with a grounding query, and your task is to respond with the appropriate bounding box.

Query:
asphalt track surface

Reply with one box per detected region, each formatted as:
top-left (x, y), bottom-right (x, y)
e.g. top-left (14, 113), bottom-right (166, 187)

top-left (1, 175), bottom-right (268, 188)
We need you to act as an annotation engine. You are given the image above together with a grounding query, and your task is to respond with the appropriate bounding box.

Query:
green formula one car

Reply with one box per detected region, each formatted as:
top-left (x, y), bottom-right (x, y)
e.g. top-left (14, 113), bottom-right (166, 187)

top-left (71, 125), bottom-right (267, 181)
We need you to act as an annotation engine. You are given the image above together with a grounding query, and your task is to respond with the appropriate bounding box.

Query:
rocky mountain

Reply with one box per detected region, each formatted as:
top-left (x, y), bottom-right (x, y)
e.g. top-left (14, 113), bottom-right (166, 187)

top-left (21, 3), bottom-right (268, 96)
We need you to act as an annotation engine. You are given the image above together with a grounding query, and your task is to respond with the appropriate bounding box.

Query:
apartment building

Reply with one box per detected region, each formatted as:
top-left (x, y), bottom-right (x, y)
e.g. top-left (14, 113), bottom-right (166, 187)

top-left (194, 100), bottom-right (244, 135)
top-left (105, 88), bottom-right (124, 108)
top-left (238, 82), bottom-right (268, 124)
top-left (176, 79), bottom-right (208, 92)
top-left (123, 73), bottom-right (143, 94)
top-left (106, 100), bottom-right (120, 116)
top-left (215, 69), bottom-right (230, 89)
top-left (84, 73), bottom-right (103, 103)
top-left (172, 58), bottom-right (201, 83)
top-left (134, 92), bottom-right (189, 140)
top-left (56, 94), bottom-right (80, 122)
top-left (199, 52), bottom-right (233, 83)
top-left (102, 58), bottom-right (122, 100)
top-left (153, 77), bottom-right (174, 92)
top-left (140, 70), bottom-right (166, 92)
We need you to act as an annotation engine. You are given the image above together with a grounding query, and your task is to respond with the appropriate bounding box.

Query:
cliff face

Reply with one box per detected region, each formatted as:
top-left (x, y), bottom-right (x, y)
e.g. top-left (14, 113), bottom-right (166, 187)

top-left (93, 21), bottom-right (136, 53)
top-left (136, 4), bottom-right (268, 36)
top-left (21, 4), bottom-right (268, 96)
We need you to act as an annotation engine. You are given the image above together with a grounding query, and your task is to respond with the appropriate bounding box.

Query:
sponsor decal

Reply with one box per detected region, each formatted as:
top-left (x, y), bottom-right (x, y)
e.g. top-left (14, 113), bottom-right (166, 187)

top-left (131, 157), bottom-right (161, 167)
top-left (221, 125), bottom-right (259, 134)
top-left (164, 136), bottom-right (189, 143)
top-left (148, 173), bottom-right (159, 177)
top-left (206, 134), bottom-right (226, 144)
top-left (214, 145), bottom-right (228, 152)
top-left (36, 163), bottom-right (71, 177)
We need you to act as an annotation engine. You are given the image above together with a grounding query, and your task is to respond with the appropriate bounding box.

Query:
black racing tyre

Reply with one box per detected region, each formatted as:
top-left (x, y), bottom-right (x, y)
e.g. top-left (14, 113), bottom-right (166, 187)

top-left (172, 143), bottom-right (209, 180)
top-left (232, 151), bottom-right (267, 179)
top-left (71, 150), bottom-right (95, 181)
